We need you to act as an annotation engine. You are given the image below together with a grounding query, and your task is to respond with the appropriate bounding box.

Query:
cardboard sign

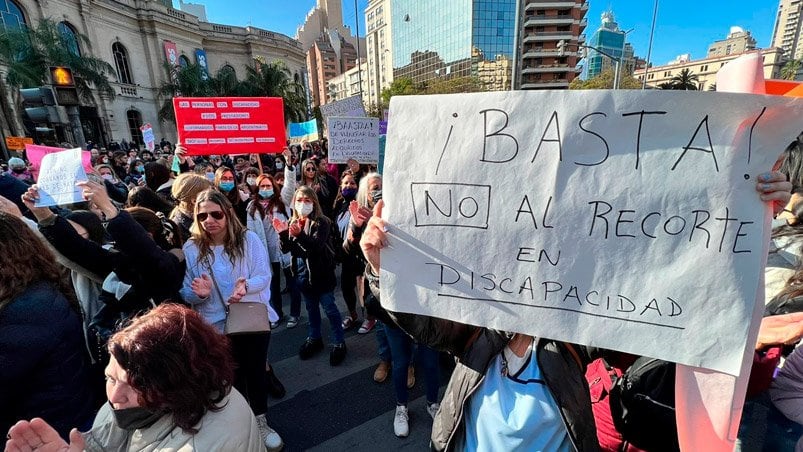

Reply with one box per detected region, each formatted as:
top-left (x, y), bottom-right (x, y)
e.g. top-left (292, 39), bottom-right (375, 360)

top-left (140, 123), bottom-right (155, 152)
top-left (320, 95), bottom-right (366, 120)
top-left (34, 148), bottom-right (87, 207)
top-left (25, 144), bottom-right (93, 181)
top-left (173, 97), bottom-right (286, 156)
top-left (381, 90), bottom-right (803, 376)
top-left (327, 117), bottom-right (379, 164)
top-left (5, 136), bottom-right (33, 151)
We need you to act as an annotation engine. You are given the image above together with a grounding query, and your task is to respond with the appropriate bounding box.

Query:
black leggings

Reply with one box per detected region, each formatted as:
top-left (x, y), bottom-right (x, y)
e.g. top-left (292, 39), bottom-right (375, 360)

top-left (229, 332), bottom-right (270, 415)
top-left (340, 257), bottom-right (361, 316)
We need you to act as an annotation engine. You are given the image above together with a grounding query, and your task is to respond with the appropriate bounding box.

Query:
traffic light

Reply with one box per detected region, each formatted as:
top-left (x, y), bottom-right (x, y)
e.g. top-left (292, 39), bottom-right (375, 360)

top-left (19, 87), bottom-right (59, 138)
top-left (49, 66), bottom-right (80, 105)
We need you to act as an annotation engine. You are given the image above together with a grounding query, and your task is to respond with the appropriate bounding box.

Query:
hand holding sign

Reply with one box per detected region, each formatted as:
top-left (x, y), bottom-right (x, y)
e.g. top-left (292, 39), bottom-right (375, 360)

top-left (756, 171), bottom-right (792, 215)
top-left (21, 185), bottom-right (56, 222)
top-left (76, 180), bottom-right (118, 220)
top-left (360, 200), bottom-right (386, 274)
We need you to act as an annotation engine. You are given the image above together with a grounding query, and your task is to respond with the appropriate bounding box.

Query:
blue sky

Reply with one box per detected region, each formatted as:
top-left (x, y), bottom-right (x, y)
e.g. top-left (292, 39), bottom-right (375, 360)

top-left (194, 0), bottom-right (777, 66)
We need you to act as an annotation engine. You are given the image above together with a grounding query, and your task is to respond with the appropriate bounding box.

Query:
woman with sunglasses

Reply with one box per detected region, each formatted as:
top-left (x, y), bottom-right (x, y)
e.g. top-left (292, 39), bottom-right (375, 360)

top-left (275, 186), bottom-right (346, 366)
top-left (181, 189), bottom-right (283, 451)
top-left (299, 158), bottom-right (337, 220)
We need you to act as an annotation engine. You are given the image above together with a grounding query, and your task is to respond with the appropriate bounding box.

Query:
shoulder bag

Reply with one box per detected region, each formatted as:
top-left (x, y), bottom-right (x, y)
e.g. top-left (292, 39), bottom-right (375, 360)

top-left (205, 257), bottom-right (270, 335)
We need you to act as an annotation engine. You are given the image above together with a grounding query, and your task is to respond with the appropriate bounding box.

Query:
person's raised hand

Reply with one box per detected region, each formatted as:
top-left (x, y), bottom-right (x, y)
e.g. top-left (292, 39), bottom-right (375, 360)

top-left (272, 218), bottom-right (288, 233)
top-left (756, 171), bottom-right (792, 216)
top-left (5, 417), bottom-right (85, 452)
top-left (360, 199), bottom-right (386, 274)
top-left (349, 200), bottom-right (372, 228)
top-left (288, 221), bottom-right (302, 237)
top-left (282, 147), bottom-right (292, 163)
top-left (756, 312), bottom-right (803, 350)
top-left (191, 274), bottom-right (213, 299)
top-left (228, 277), bottom-right (247, 303)
top-left (20, 185), bottom-right (55, 221)
top-left (76, 179), bottom-right (116, 217)
top-left (0, 194), bottom-right (22, 218)
top-left (175, 143), bottom-right (188, 164)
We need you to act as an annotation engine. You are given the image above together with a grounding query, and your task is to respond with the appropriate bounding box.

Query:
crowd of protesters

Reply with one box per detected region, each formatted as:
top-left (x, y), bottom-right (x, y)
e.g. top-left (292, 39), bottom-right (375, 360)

top-left (4, 133), bottom-right (803, 452)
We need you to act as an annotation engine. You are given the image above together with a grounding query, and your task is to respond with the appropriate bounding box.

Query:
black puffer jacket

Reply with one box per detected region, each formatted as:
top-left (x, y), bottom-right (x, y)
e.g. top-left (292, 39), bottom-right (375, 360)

top-left (365, 265), bottom-right (600, 452)
top-left (0, 281), bottom-right (95, 439)
top-left (279, 216), bottom-right (337, 295)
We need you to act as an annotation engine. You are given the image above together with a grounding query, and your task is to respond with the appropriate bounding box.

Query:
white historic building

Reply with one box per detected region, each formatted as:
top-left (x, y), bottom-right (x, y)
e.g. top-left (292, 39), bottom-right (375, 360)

top-left (1, 0), bottom-right (306, 147)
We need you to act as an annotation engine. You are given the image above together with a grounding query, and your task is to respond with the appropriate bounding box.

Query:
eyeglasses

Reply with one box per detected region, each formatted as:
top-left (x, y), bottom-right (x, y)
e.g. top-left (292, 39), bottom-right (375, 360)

top-left (305, 167), bottom-right (316, 172)
top-left (197, 211), bottom-right (225, 221)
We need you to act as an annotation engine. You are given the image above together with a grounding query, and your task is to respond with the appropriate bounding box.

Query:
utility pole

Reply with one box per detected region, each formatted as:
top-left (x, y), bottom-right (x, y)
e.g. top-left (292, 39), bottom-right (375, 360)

top-left (354, 0), bottom-right (364, 105)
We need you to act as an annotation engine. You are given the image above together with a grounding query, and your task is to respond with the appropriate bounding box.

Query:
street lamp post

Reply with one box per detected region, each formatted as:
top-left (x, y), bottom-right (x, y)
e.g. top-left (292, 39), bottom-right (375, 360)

top-left (613, 28), bottom-right (635, 90)
top-left (559, 40), bottom-right (621, 89)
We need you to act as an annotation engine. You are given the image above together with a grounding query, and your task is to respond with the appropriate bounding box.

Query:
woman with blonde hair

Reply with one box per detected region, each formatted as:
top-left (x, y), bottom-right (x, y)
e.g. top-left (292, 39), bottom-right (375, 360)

top-left (170, 173), bottom-right (213, 245)
top-left (181, 188), bottom-right (282, 451)
top-left (276, 185), bottom-right (346, 365)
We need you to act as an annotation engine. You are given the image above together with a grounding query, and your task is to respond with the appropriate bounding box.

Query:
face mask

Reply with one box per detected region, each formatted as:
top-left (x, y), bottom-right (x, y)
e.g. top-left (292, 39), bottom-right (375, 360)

top-left (275, 162), bottom-right (284, 170)
top-left (11, 167), bottom-right (25, 174)
top-left (246, 177), bottom-right (257, 186)
top-left (219, 181), bottom-right (235, 192)
top-left (295, 201), bottom-right (313, 217)
top-left (136, 165), bottom-right (144, 173)
top-left (342, 187), bottom-right (357, 200)
top-left (259, 188), bottom-right (274, 199)
top-left (369, 189), bottom-right (382, 205)
top-left (110, 403), bottom-right (163, 431)
top-left (205, 172), bottom-right (215, 182)
top-left (102, 174), bottom-right (115, 182)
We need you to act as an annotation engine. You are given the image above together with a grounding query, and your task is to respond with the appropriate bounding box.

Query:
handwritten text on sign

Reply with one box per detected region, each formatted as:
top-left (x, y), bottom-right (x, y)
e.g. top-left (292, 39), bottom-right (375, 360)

top-left (173, 97), bottom-right (285, 156)
top-left (381, 90), bottom-right (803, 376)
top-left (35, 148), bottom-right (87, 207)
top-left (327, 117), bottom-right (379, 164)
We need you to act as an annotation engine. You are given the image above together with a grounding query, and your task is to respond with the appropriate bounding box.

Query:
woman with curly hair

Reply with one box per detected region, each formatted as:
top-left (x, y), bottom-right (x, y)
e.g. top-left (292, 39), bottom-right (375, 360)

top-left (0, 212), bottom-right (95, 441)
top-left (5, 304), bottom-right (264, 451)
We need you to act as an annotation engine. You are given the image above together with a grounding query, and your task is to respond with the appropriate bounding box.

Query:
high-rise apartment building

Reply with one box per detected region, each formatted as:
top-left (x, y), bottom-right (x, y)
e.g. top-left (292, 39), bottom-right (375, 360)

top-left (365, 0), bottom-right (392, 107)
top-left (328, 59), bottom-right (370, 103)
top-left (585, 11), bottom-right (634, 79)
top-left (390, 0), bottom-right (518, 91)
top-left (296, 0), bottom-right (364, 54)
top-left (772, 0), bottom-right (803, 59)
top-left (307, 30), bottom-right (358, 107)
top-left (708, 26), bottom-right (756, 58)
top-left (518, 0), bottom-right (589, 89)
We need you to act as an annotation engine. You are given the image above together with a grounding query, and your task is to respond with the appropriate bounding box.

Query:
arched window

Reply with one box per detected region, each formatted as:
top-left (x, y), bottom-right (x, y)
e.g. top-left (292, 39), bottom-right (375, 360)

top-left (220, 64), bottom-right (236, 80)
top-left (127, 109), bottom-right (143, 145)
top-left (113, 42), bottom-right (133, 85)
top-left (179, 55), bottom-right (190, 68)
top-left (0, 0), bottom-right (25, 31)
top-left (58, 22), bottom-right (81, 56)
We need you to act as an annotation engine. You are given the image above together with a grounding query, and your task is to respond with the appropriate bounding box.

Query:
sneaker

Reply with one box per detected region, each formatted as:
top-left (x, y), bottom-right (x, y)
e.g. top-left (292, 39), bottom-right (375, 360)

top-left (393, 405), bottom-right (409, 437)
top-left (406, 365), bottom-right (415, 389)
top-left (330, 343), bottom-right (347, 366)
top-left (427, 402), bottom-right (440, 420)
top-left (255, 414), bottom-right (284, 452)
top-left (373, 361), bottom-right (390, 383)
top-left (270, 320), bottom-right (281, 329)
top-left (341, 314), bottom-right (358, 330)
top-left (265, 367), bottom-right (286, 399)
top-left (298, 337), bottom-right (324, 360)
top-left (286, 316), bottom-right (299, 328)
top-left (358, 318), bottom-right (377, 334)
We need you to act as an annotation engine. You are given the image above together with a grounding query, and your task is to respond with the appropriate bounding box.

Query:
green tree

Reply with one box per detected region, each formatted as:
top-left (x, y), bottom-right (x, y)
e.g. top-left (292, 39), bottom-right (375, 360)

top-left (0, 19), bottom-right (115, 100)
top-left (781, 59), bottom-right (802, 81)
top-left (241, 61), bottom-right (307, 123)
top-left (569, 68), bottom-right (641, 90)
top-left (380, 77), bottom-right (417, 103)
top-left (667, 68), bottom-right (699, 90)
top-left (208, 65), bottom-right (241, 97)
top-left (424, 76), bottom-right (486, 94)
top-left (157, 62), bottom-right (212, 122)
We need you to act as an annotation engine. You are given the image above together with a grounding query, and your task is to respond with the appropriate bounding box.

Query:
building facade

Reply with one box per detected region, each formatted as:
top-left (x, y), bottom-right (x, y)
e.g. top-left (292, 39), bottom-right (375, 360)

top-left (306, 30), bottom-right (358, 107)
top-left (517, 0), bottom-right (589, 89)
top-left (634, 48), bottom-right (784, 90)
top-left (707, 26), bottom-right (756, 58)
top-left (328, 59), bottom-right (369, 103)
top-left (296, 0), bottom-right (364, 54)
top-left (772, 0), bottom-right (803, 59)
top-left (585, 11), bottom-right (634, 79)
top-left (0, 0), bottom-right (305, 148)
top-left (365, 0), bottom-right (392, 107)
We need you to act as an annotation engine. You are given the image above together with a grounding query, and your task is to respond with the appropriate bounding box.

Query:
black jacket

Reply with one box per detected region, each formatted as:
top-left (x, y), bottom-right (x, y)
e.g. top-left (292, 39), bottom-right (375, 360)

top-left (279, 215), bottom-right (337, 295)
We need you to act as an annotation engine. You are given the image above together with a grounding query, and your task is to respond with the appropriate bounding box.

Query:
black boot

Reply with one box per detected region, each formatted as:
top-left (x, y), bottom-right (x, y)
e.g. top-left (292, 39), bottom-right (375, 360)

top-left (266, 367), bottom-right (286, 399)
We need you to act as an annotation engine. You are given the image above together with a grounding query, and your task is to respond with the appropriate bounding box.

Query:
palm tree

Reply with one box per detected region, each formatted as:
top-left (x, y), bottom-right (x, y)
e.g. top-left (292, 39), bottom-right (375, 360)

top-left (668, 68), bottom-right (699, 90)
top-left (157, 62), bottom-right (212, 122)
top-left (781, 59), bottom-right (803, 81)
top-left (208, 65), bottom-right (242, 97)
top-left (0, 19), bottom-right (115, 100)
top-left (241, 61), bottom-right (307, 123)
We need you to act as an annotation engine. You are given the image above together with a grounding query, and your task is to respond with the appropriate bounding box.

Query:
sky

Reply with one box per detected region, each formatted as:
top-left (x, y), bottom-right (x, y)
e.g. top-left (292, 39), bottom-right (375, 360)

top-left (192, 0), bottom-right (778, 67)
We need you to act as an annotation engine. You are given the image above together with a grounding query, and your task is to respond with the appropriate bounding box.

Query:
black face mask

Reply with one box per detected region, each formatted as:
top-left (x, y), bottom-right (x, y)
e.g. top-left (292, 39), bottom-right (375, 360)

top-left (11, 167), bottom-right (25, 174)
top-left (110, 403), bottom-right (163, 430)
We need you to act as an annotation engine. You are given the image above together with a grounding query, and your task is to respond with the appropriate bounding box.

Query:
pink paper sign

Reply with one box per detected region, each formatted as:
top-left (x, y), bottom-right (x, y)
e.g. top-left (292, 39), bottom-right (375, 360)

top-left (25, 144), bottom-right (93, 180)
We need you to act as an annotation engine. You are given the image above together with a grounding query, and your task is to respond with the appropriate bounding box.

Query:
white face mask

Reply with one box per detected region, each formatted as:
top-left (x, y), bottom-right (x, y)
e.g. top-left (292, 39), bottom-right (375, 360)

top-left (102, 174), bottom-right (115, 182)
top-left (295, 201), bottom-right (313, 217)
top-left (246, 177), bottom-right (257, 186)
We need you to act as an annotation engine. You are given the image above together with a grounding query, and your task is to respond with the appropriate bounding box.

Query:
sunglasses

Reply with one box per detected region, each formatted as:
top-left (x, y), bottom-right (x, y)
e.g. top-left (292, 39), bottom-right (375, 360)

top-left (197, 211), bottom-right (225, 221)
top-left (305, 167), bottom-right (316, 172)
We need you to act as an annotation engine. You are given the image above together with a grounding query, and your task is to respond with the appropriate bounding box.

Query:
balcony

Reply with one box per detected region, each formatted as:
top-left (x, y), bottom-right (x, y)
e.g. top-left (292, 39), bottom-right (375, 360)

top-left (523, 16), bottom-right (575, 27)
top-left (521, 80), bottom-right (570, 89)
top-left (525, 1), bottom-right (584, 10)
top-left (523, 49), bottom-right (578, 58)
top-left (119, 84), bottom-right (138, 97)
top-left (523, 31), bottom-right (575, 43)
top-left (522, 64), bottom-right (571, 74)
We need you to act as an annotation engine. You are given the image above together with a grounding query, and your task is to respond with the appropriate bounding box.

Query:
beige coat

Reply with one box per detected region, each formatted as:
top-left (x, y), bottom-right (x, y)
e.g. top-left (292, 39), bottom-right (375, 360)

top-left (82, 388), bottom-right (263, 451)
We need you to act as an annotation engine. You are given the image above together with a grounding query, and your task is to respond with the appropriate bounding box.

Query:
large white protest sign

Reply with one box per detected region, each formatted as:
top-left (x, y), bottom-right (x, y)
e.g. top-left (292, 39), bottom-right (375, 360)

top-left (381, 90), bottom-right (803, 376)
top-left (35, 148), bottom-right (87, 207)
top-left (320, 95), bottom-right (366, 120)
top-left (328, 117), bottom-right (379, 164)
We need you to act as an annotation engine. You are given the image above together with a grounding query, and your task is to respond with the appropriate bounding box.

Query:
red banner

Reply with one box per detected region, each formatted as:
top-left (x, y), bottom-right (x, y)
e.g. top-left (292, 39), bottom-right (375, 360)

top-left (163, 41), bottom-right (179, 66)
top-left (173, 97), bottom-right (286, 155)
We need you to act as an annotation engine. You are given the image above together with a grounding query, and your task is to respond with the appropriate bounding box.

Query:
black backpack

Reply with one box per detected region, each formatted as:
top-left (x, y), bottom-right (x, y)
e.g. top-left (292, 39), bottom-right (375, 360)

top-left (608, 357), bottom-right (679, 452)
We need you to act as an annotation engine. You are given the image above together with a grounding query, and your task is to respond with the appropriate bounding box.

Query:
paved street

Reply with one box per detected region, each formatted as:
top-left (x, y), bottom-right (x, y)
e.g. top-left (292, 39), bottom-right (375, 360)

top-left (264, 273), bottom-right (453, 451)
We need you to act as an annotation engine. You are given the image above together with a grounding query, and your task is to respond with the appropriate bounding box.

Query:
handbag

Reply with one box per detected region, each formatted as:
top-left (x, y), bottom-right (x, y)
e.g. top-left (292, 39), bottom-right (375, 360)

top-left (205, 258), bottom-right (270, 335)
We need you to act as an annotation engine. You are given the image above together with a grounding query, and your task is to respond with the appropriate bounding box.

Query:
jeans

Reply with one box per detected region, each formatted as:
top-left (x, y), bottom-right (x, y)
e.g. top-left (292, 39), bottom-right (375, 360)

top-left (376, 320), bottom-right (391, 362)
top-left (283, 267), bottom-right (302, 317)
top-left (229, 332), bottom-right (270, 416)
top-left (385, 324), bottom-right (439, 405)
top-left (303, 289), bottom-right (344, 344)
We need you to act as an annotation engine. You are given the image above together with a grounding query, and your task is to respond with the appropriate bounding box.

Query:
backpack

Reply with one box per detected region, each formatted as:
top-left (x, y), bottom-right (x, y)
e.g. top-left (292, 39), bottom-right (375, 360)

top-left (608, 357), bottom-right (678, 452)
